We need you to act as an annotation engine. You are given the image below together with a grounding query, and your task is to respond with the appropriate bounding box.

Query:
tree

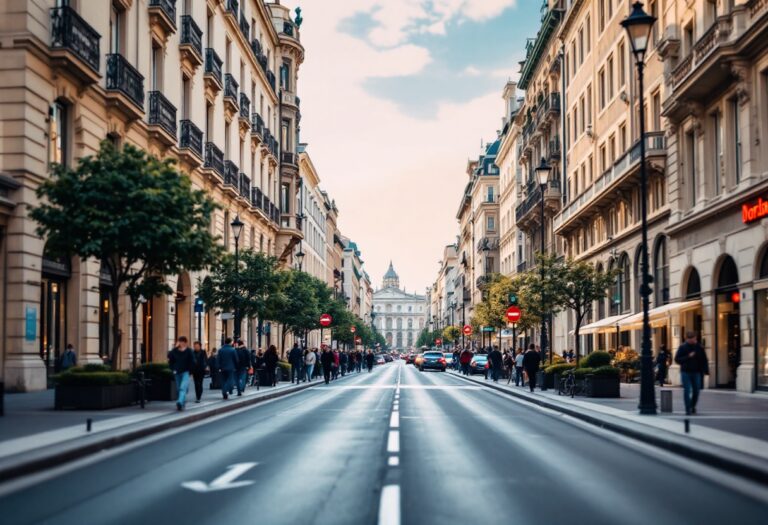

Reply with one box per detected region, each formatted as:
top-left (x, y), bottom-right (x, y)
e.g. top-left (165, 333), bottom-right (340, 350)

top-left (416, 327), bottom-right (441, 348)
top-left (552, 258), bottom-right (621, 363)
top-left (269, 270), bottom-right (320, 356)
top-left (473, 273), bottom-right (540, 333)
top-left (31, 141), bottom-right (218, 369)
top-left (442, 325), bottom-right (460, 344)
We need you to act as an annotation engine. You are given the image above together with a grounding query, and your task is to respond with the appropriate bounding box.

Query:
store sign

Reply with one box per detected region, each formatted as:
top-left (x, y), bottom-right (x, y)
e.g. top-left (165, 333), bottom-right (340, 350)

top-left (742, 196), bottom-right (768, 224)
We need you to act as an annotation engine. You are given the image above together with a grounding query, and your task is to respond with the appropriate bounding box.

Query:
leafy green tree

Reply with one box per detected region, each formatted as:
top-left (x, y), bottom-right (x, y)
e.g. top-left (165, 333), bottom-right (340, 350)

top-left (31, 141), bottom-right (218, 369)
top-left (442, 325), bottom-right (460, 343)
top-left (269, 270), bottom-right (321, 356)
top-left (473, 273), bottom-right (540, 333)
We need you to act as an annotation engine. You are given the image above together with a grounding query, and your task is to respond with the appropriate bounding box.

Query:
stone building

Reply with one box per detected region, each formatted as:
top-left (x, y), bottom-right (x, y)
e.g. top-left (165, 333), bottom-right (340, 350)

top-left (373, 263), bottom-right (425, 350)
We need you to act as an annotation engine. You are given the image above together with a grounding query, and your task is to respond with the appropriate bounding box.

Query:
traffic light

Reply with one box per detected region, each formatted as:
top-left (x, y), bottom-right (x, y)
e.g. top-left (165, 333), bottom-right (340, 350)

top-left (508, 293), bottom-right (518, 306)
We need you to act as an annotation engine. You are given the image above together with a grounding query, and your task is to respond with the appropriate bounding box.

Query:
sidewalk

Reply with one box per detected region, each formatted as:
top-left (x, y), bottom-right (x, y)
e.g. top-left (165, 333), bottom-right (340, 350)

top-left (451, 370), bottom-right (768, 483)
top-left (0, 376), bottom-right (324, 483)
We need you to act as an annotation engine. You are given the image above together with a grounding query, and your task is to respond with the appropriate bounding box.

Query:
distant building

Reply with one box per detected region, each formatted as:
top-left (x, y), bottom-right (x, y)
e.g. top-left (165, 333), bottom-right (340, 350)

top-left (373, 263), bottom-right (425, 350)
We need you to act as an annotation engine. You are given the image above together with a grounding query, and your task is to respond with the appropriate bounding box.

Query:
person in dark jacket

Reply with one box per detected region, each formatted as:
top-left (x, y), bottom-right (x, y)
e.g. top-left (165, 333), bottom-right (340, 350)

top-left (365, 349), bottom-right (375, 372)
top-left (235, 340), bottom-right (250, 396)
top-left (208, 348), bottom-right (220, 390)
top-left (59, 344), bottom-right (77, 371)
top-left (459, 348), bottom-right (473, 375)
top-left (191, 341), bottom-right (208, 403)
top-left (320, 346), bottom-right (334, 384)
top-left (522, 343), bottom-right (542, 392)
top-left (217, 338), bottom-right (239, 400)
top-left (168, 336), bottom-right (195, 410)
top-left (489, 347), bottom-right (503, 382)
top-left (251, 348), bottom-right (265, 386)
top-left (340, 350), bottom-right (349, 377)
top-left (264, 345), bottom-right (279, 386)
top-left (675, 332), bottom-right (709, 415)
top-left (656, 344), bottom-right (670, 386)
top-left (288, 343), bottom-right (304, 384)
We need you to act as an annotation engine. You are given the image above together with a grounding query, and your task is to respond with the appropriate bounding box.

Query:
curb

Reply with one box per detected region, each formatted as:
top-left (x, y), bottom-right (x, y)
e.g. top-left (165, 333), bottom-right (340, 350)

top-left (451, 372), bottom-right (768, 487)
top-left (0, 379), bottom-right (321, 484)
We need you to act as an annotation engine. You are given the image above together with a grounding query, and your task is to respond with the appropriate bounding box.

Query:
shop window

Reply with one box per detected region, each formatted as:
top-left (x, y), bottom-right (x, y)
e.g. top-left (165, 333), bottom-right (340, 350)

top-left (756, 248), bottom-right (768, 390)
top-left (654, 237), bottom-right (669, 306)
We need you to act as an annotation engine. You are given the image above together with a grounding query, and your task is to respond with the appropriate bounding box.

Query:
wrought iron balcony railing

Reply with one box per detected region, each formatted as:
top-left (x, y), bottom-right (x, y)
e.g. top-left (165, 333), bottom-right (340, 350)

top-left (239, 12), bottom-right (250, 41)
top-left (251, 38), bottom-right (262, 57)
top-left (148, 91), bottom-right (177, 137)
top-left (281, 152), bottom-right (297, 166)
top-left (239, 93), bottom-right (250, 119)
top-left (225, 0), bottom-right (239, 18)
top-left (204, 48), bottom-right (222, 84)
top-left (204, 142), bottom-right (224, 176)
top-left (180, 15), bottom-right (202, 58)
top-left (179, 120), bottom-right (203, 157)
top-left (239, 173), bottom-right (250, 198)
top-left (266, 70), bottom-right (276, 92)
top-left (106, 53), bottom-right (144, 108)
top-left (148, 0), bottom-right (176, 26)
top-left (224, 74), bottom-right (239, 101)
top-left (50, 6), bottom-right (101, 73)
top-left (251, 113), bottom-right (264, 135)
top-left (252, 187), bottom-right (263, 209)
top-left (224, 161), bottom-right (239, 188)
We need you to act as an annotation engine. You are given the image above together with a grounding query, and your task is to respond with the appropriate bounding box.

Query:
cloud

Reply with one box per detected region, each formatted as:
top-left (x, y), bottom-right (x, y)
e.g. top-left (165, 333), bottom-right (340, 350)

top-left (462, 65), bottom-right (482, 77)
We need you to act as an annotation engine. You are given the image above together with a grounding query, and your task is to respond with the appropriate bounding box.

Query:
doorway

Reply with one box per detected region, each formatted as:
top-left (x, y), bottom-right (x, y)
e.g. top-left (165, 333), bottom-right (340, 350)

top-left (40, 248), bottom-right (70, 380)
top-left (715, 256), bottom-right (740, 388)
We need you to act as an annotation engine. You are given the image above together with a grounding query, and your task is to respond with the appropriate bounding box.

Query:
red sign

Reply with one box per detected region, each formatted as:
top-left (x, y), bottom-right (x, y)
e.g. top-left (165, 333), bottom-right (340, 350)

top-left (319, 314), bottom-right (332, 327)
top-left (506, 306), bottom-right (522, 324)
top-left (355, 336), bottom-right (362, 344)
top-left (435, 338), bottom-right (443, 345)
top-left (742, 197), bottom-right (768, 224)
top-left (350, 326), bottom-right (356, 333)
top-left (731, 291), bottom-right (741, 304)
top-left (463, 325), bottom-right (473, 336)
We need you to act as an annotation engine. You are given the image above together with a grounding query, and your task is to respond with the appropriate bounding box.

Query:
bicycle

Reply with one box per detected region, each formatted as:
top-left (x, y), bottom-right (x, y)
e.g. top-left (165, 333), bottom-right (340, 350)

top-left (558, 372), bottom-right (583, 398)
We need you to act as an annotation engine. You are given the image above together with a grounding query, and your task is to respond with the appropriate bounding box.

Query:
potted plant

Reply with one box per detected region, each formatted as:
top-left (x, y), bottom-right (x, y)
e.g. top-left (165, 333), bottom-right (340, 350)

top-left (55, 364), bottom-right (135, 410)
top-left (585, 366), bottom-right (621, 398)
top-left (134, 363), bottom-right (176, 401)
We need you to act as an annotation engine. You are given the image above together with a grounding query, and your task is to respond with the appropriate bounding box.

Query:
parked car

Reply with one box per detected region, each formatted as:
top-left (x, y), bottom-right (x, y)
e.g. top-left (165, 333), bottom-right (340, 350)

top-left (443, 353), bottom-right (455, 368)
top-left (383, 354), bottom-right (393, 362)
top-left (404, 353), bottom-right (415, 364)
top-left (470, 354), bottom-right (489, 376)
top-left (420, 351), bottom-right (446, 372)
top-left (376, 355), bottom-right (386, 365)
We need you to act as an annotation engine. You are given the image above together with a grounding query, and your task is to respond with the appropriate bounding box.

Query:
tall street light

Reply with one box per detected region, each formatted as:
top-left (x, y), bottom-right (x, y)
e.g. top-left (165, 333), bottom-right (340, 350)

top-left (295, 244), bottom-right (305, 271)
top-left (622, 2), bottom-right (657, 415)
top-left (230, 215), bottom-right (244, 341)
top-left (535, 157), bottom-right (552, 366)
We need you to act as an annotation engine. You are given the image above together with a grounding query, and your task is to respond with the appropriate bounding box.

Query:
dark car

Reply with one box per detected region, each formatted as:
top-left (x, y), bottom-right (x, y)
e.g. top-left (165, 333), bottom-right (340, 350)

top-left (470, 354), bottom-right (489, 376)
top-left (419, 351), bottom-right (446, 372)
top-left (383, 354), bottom-right (393, 362)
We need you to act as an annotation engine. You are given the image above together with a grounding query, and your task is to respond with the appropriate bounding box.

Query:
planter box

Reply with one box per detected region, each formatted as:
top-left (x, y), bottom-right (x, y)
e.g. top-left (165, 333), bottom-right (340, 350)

top-left (146, 378), bottom-right (177, 401)
top-left (55, 383), bottom-right (136, 410)
top-left (542, 372), bottom-right (555, 389)
top-left (586, 375), bottom-right (620, 398)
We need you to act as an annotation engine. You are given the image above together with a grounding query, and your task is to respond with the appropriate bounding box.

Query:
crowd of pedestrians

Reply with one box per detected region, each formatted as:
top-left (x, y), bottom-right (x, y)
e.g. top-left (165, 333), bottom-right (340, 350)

top-left (452, 344), bottom-right (542, 391)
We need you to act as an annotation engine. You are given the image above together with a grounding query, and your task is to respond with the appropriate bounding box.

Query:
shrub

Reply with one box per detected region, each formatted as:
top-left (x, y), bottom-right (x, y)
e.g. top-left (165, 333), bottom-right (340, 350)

top-left (80, 364), bottom-right (111, 373)
top-left (134, 363), bottom-right (173, 380)
top-left (580, 351), bottom-right (612, 369)
top-left (572, 367), bottom-right (594, 378)
top-left (550, 354), bottom-right (565, 365)
top-left (277, 361), bottom-right (292, 375)
top-left (545, 363), bottom-right (576, 375)
top-left (592, 366), bottom-right (620, 378)
top-left (55, 370), bottom-right (132, 386)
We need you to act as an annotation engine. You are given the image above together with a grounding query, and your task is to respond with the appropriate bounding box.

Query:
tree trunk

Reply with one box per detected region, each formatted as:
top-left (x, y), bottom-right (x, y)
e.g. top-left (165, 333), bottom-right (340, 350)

top-left (109, 286), bottom-right (122, 371)
top-left (130, 297), bottom-right (139, 371)
top-left (574, 310), bottom-right (584, 366)
top-left (280, 325), bottom-right (287, 359)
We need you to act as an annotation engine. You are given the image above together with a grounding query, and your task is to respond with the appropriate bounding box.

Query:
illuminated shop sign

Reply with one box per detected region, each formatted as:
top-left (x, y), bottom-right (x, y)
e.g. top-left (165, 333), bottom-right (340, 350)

top-left (742, 197), bottom-right (768, 224)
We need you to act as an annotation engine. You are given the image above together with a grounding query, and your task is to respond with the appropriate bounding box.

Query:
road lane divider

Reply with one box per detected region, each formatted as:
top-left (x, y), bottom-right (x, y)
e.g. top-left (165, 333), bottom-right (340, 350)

top-left (378, 485), bottom-right (401, 525)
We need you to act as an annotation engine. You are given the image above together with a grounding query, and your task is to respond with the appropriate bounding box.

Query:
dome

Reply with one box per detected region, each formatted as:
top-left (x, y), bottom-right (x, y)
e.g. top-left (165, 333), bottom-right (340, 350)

top-left (382, 261), bottom-right (400, 289)
top-left (384, 261), bottom-right (398, 280)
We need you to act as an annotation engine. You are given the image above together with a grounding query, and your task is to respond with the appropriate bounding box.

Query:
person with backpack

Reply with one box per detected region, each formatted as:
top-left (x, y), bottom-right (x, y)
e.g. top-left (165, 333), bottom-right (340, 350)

top-left (459, 347), bottom-right (473, 376)
top-left (264, 345), bottom-right (279, 387)
top-left (235, 340), bottom-right (250, 396)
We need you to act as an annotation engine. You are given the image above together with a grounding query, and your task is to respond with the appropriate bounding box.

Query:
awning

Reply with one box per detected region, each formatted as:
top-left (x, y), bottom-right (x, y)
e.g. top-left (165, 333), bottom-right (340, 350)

top-left (617, 299), bottom-right (703, 330)
top-left (578, 314), bottom-right (633, 335)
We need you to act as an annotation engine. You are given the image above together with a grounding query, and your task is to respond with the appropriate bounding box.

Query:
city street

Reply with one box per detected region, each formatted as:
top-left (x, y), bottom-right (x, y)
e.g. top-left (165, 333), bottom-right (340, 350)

top-left (1, 362), bottom-right (766, 525)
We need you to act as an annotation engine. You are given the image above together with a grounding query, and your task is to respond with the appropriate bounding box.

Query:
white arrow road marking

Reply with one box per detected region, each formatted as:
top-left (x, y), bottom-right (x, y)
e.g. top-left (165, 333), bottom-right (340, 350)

top-left (182, 462), bottom-right (258, 492)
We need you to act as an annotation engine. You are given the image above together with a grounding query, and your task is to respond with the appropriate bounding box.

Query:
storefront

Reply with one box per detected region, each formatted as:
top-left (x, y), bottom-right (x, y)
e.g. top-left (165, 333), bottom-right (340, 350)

top-left (40, 247), bottom-right (70, 379)
top-left (755, 249), bottom-right (768, 390)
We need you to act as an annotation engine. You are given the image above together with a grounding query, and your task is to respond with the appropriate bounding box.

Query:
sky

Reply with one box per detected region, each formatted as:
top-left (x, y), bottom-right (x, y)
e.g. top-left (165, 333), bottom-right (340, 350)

top-left (281, 0), bottom-right (541, 292)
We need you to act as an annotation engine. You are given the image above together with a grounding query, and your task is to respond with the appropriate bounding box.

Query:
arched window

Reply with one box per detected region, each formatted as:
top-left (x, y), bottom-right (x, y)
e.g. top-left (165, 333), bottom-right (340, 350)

top-left (717, 255), bottom-right (739, 289)
top-left (620, 254), bottom-right (631, 313)
top-left (396, 318), bottom-right (403, 329)
top-left (654, 237), bottom-right (669, 306)
top-left (385, 304), bottom-right (392, 313)
top-left (596, 263), bottom-right (606, 319)
top-left (407, 318), bottom-right (413, 328)
top-left (685, 268), bottom-right (701, 298)
top-left (760, 249), bottom-right (768, 280)
top-left (609, 259), bottom-right (619, 316)
top-left (385, 317), bottom-right (392, 330)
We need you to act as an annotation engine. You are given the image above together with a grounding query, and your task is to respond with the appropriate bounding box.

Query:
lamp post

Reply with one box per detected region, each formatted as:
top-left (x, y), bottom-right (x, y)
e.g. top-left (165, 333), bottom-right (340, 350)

top-left (622, 1), bottom-right (657, 415)
top-left (230, 215), bottom-right (244, 341)
top-left (535, 157), bottom-right (552, 366)
top-left (295, 244), bottom-right (305, 271)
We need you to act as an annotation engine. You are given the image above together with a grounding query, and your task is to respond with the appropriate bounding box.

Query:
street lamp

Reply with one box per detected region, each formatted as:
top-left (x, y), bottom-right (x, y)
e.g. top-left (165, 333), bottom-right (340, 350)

top-left (535, 157), bottom-right (552, 365)
top-left (621, 2), bottom-right (657, 415)
top-left (295, 244), bottom-right (305, 271)
top-left (230, 215), bottom-right (244, 341)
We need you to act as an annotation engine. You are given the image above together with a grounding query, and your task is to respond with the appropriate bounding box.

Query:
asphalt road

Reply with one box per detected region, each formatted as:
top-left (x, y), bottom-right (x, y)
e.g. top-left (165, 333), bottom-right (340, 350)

top-left (1, 362), bottom-right (766, 525)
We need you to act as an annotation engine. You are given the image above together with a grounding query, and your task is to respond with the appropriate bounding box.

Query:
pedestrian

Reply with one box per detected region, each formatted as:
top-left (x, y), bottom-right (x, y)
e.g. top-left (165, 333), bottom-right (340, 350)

top-left (675, 331), bottom-right (709, 415)
top-left (264, 345), bottom-right (279, 386)
top-left (514, 348), bottom-right (525, 387)
top-left (288, 342), bottom-right (303, 384)
top-left (365, 349), bottom-right (375, 372)
top-left (340, 350), bottom-right (348, 377)
top-left (191, 341), bottom-right (208, 403)
top-left (59, 343), bottom-right (77, 371)
top-left (251, 348), bottom-right (265, 386)
top-left (459, 347), bottom-right (473, 376)
top-left (489, 346), bottom-right (503, 382)
top-left (313, 348), bottom-right (321, 378)
top-left (332, 349), bottom-right (340, 380)
top-left (522, 343), bottom-right (542, 392)
top-left (320, 346), bottom-right (334, 384)
top-left (235, 340), bottom-right (250, 396)
top-left (168, 336), bottom-right (195, 410)
top-left (304, 347), bottom-right (316, 382)
top-left (504, 350), bottom-right (515, 384)
top-left (567, 349), bottom-right (575, 363)
top-left (453, 349), bottom-right (460, 371)
top-left (217, 338), bottom-right (238, 400)
top-left (208, 348), bottom-right (220, 390)
top-left (656, 344), bottom-right (670, 386)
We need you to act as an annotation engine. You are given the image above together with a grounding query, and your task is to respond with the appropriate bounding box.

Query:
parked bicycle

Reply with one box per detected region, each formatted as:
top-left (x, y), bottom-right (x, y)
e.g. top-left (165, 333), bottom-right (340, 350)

top-left (558, 372), bottom-right (583, 398)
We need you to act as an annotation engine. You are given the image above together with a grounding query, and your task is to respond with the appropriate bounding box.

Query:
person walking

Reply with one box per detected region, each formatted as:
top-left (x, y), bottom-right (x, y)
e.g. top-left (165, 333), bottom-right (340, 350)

top-left (332, 349), bottom-right (340, 380)
top-left (340, 350), bottom-right (348, 377)
top-left (251, 348), bottom-right (265, 386)
top-left (304, 348), bottom-right (316, 382)
top-left (522, 343), bottom-right (542, 392)
top-left (217, 338), bottom-right (238, 400)
top-left (675, 331), bottom-right (709, 415)
top-left (264, 345), bottom-right (279, 387)
top-left (320, 346), bottom-right (334, 384)
top-left (503, 350), bottom-right (515, 384)
top-left (489, 346), bottom-right (503, 382)
top-left (514, 348), bottom-right (525, 387)
top-left (656, 344), bottom-right (670, 386)
top-left (208, 348), bottom-right (220, 390)
top-left (168, 336), bottom-right (195, 411)
top-left (365, 349), bottom-right (375, 372)
top-left (235, 340), bottom-right (250, 396)
top-left (459, 347), bottom-right (473, 376)
top-left (191, 341), bottom-right (208, 403)
top-left (59, 343), bottom-right (77, 372)
top-left (288, 342), bottom-right (304, 384)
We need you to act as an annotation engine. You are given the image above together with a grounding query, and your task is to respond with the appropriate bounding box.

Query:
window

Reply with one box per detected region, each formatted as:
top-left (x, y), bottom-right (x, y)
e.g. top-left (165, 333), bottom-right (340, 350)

top-left (281, 118), bottom-right (291, 151)
top-left (705, 0), bottom-right (717, 29)
top-left (579, 96), bottom-right (585, 134)
top-left (487, 215), bottom-right (495, 231)
top-left (649, 0), bottom-right (659, 48)
top-left (485, 256), bottom-right (494, 274)
top-left (182, 77), bottom-right (190, 119)
top-left (599, 0), bottom-right (606, 32)
top-left (600, 144), bottom-right (607, 172)
top-left (486, 185), bottom-right (494, 202)
top-left (574, 105), bottom-right (579, 137)
top-left (654, 237), bottom-right (669, 306)
top-left (620, 254), bottom-right (631, 313)
top-left (609, 133), bottom-right (616, 162)
top-left (619, 122), bottom-right (627, 153)
top-left (578, 27), bottom-right (584, 65)
top-left (731, 98), bottom-right (741, 184)
top-left (109, 4), bottom-right (122, 54)
top-left (571, 41), bottom-right (577, 78)
top-left (225, 122), bottom-right (231, 157)
top-left (586, 84), bottom-right (593, 127)
top-left (599, 68), bottom-right (606, 109)
top-left (607, 54), bottom-right (614, 100)
top-left (651, 91), bottom-right (661, 131)
top-left (588, 154), bottom-right (594, 184)
top-left (48, 101), bottom-right (68, 166)
top-left (684, 22), bottom-right (694, 56)
top-left (206, 9), bottom-right (213, 47)
top-left (686, 130), bottom-right (697, 206)
top-left (223, 211), bottom-right (230, 250)
top-left (206, 103), bottom-right (213, 139)
top-left (618, 40), bottom-right (626, 87)
top-left (585, 15), bottom-right (591, 54)
top-left (151, 43), bottom-right (162, 90)
top-left (712, 112), bottom-right (723, 195)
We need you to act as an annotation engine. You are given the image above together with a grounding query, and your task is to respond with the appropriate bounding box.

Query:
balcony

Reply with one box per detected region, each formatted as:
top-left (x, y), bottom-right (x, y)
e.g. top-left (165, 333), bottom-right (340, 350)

top-left (281, 90), bottom-right (299, 110)
top-left (251, 187), bottom-right (263, 209)
top-left (223, 161), bottom-right (239, 191)
top-left (281, 152), bottom-right (298, 167)
top-left (148, 0), bottom-right (176, 41)
top-left (179, 15), bottom-right (203, 73)
top-left (251, 38), bottom-right (262, 58)
top-left (266, 70), bottom-right (276, 92)
top-left (549, 136), bottom-right (561, 163)
top-left (223, 74), bottom-right (239, 119)
top-left (251, 113), bottom-right (264, 146)
top-left (147, 91), bottom-right (177, 146)
top-left (179, 120), bottom-right (203, 166)
top-left (515, 178), bottom-right (562, 231)
top-left (224, 0), bottom-right (238, 22)
top-left (204, 142), bottom-right (224, 178)
top-left (553, 132), bottom-right (667, 235)
top-left (278, 19), bottom-right (304, 61)
top-left (277, 213), bottom-right (304, 260)
top-left (239, 12), bottom-right (250, 41)
top-left (204, 48), bottom-right (222, 100)
top-left (105, 53), bottom-right (144, 119)
top-left (49, 6), bottom-right (101, 84)
top-left (239, 173), bottom-right (251, 200)
top-left (262, 196), bottom-right (272, 218)
top-left (238, 93), bottom-right (251, 134)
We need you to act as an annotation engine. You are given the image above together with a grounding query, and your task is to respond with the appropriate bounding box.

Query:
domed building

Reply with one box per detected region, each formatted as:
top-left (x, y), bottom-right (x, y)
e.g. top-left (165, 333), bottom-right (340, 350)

top-left (373, 262), bottom-right (425, 350)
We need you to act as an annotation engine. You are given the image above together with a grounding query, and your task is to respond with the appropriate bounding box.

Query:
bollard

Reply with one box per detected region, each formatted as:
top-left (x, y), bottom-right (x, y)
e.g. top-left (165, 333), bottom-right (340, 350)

top-left (86, 418), bottom-right (92, 432)
top-left (684, 419), bottom-right (690, 433)
top-left (660, 390), bottom-right (673, 413)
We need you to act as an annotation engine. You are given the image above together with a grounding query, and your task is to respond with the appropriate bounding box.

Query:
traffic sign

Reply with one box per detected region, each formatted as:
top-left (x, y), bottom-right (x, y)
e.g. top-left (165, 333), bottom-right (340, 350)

top-left (435, 338), bottom-right (442, 345)
top-left (463, 324), bottom-right (473, 336)
top-left (355, 336), bottom-right (362, 344)
top-left (319, 313), bottom-right (332, 327)
top-left (350, 326), bottom-right (356, 333)
top-left (481, 326), bottom-right (496, 332)
top-left (506, 306), bottom-right (522, 324)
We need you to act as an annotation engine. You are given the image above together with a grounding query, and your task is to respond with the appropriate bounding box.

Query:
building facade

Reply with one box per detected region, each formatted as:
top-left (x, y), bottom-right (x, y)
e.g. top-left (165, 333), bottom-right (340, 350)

top-left (373, 263), bottom-right (425, 350)
top-left (0, 0), bottom-right (304, 390)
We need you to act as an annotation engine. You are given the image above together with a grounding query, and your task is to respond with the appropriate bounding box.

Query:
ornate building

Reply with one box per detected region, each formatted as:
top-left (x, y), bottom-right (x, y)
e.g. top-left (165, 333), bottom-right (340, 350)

top-left (373, 263), bottom-right (425, 350)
